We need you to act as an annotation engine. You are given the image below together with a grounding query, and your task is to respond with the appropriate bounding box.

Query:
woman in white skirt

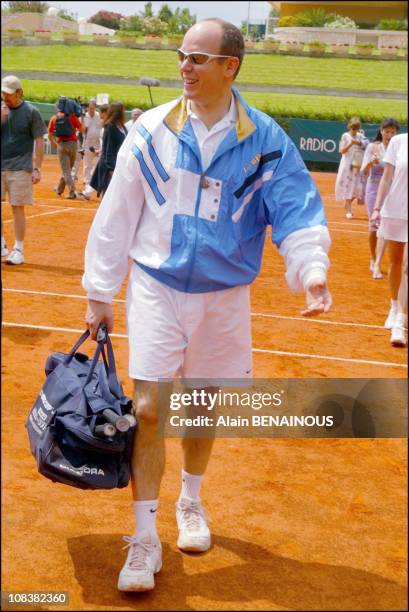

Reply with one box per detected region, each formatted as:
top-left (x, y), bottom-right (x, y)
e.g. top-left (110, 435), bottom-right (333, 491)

top-left (335, 117), bottom-right (369, 219)
top-left (371, 132), bottom-right (408, 347)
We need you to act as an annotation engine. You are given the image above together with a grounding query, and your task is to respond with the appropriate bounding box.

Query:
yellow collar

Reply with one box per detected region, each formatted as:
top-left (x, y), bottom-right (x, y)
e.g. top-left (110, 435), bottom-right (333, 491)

top-left (164, 92), bottom-right (256, 143)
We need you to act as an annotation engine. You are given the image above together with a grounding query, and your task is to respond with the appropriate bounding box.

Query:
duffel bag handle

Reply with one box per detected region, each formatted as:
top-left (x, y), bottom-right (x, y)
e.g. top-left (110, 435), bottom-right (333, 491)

top-left (63, 325), bottom-right (120, 396)
top-left (63, 329), bottom-right (91, 365)
top-left (83, 325), bottom-right (121, 396)
top-left (100, 332), bottom-right (122, 397)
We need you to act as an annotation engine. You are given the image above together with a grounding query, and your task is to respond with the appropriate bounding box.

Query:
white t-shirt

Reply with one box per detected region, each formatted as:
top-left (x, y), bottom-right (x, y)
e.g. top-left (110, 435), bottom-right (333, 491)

top-left (84, 112), bottom-right (103, 142)
top-left (382, 133), bottom-right (408, 220)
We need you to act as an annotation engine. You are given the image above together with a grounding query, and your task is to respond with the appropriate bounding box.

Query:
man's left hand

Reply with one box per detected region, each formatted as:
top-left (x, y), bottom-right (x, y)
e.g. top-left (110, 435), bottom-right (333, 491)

top-left (301, 280), bottom-right (332, 316)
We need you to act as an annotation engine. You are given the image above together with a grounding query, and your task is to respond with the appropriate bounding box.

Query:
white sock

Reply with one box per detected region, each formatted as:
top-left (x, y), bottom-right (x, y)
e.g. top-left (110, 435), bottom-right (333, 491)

top-left (179, 469), bottom-right (203, 501)
top-left (133, 500), bottom-right (159, 540)
top-left (14, 240), bottom-right (23, 252)
top-left (391, 299), bottom-right (398, 310)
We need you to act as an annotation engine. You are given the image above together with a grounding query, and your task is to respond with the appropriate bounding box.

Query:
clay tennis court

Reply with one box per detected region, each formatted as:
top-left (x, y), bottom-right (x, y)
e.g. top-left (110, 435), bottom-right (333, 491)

top-left (2, 157), bottom-right (407, 611)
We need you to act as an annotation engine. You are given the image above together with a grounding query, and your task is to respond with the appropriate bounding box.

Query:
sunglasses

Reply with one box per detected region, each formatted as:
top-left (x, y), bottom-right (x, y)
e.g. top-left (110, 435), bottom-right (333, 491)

top-left (177, 48), bottom-right (233, 65)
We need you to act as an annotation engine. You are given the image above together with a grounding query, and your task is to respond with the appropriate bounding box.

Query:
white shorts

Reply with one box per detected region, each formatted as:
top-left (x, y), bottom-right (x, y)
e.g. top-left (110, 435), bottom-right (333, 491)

top-left (377, 217), bottom-right (408, 243)
top-left (126, 264), bottom-right (253, 381)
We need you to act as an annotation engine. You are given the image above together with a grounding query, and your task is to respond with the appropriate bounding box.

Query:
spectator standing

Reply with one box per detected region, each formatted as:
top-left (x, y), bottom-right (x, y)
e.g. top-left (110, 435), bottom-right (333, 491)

top-left (335, 117), bottom-right (369, 219)
top-left (124, 108), bottom-right (144, 132)
top-left (361, 118), bottom-right (399, 278)
top-left (1, 75), bottom-right (47, 265)
top-left (82, 99), bottom-right (103, 187)
top-left (371, 132), bottom-right (408, 347)
top-left (48, 98), bottom-right (82, 199)
top-left (89, 102), bottom-right (127, 198)
top-left (77, 104), bottom-right (109, 201)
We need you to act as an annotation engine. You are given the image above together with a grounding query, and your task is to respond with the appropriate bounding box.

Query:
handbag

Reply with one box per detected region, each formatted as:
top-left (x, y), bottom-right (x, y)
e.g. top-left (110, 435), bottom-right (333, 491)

top-left (351, 146), bottom-right (364, 169)
top-left (26, 326), bottom-right (137, 490)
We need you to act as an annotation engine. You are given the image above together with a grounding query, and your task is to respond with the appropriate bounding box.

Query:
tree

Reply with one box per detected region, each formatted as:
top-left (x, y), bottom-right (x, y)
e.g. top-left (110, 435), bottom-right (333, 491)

top-left (88, 10), bottom-right (123, 30)
top-left (141, 16), bottom-right (168, 36)
top-left (158, 4), bottom-right (173, 24)
top-left (173, 7), bottom-right (196, 34)
top-left (120, 14), bottom-right (143, 32)
top-left (6, 1), bottom-right (49, 12)
top-left (58, 8), bottom-right (76, 22)
top-left (139, 2), bottom-right (153, 18)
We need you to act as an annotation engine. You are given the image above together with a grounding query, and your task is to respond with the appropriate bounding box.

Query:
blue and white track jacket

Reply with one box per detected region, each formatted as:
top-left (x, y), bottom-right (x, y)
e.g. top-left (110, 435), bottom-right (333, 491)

top-left (83, 90), bottom-right (330, 302)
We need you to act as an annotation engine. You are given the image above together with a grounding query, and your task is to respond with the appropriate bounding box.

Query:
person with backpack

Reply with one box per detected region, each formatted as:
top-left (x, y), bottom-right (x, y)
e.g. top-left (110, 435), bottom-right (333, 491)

top-left (48, 97), bottom-right (83, 199)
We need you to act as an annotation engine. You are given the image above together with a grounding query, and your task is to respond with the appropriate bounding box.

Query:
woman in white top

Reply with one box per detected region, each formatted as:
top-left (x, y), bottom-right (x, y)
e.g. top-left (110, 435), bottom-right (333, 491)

top-left (335, 117), bottom-right (369, 219)
top-left (361, 118), bottom-right (400, 279)
top-left (371, 132), bottom-right (408, 347)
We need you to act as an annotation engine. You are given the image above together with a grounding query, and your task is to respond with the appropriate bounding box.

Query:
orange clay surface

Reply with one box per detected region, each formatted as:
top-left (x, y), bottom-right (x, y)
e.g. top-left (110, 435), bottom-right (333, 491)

top-left (1, 157), bottom-right (407, 611)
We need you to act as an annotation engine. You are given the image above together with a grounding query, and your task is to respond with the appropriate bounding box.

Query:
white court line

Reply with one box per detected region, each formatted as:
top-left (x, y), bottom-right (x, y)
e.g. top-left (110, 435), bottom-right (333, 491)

top-left (3, 208), bottom-right (75, 223)
top-left (3, 287), bottom-right (387, 330)
top-left (253, 347), bottom-right (407, 368)
top-left (2, 321), bottom-right (406, 368)
top-left (329, 221), bottom-right (367, 228)
top-left (37, 203), bottom-right (96, 212)
top-left (329, 229), bottom-right (367, 235)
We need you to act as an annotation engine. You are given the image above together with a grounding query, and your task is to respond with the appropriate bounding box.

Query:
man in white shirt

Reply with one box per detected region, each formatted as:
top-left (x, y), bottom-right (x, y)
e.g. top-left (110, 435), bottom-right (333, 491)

top-left (124, 107), bottom-right (143, 133)
top-left (83, 18), bottom-right (332, 592)
top-left (82, 99), bottom-right (103, 187)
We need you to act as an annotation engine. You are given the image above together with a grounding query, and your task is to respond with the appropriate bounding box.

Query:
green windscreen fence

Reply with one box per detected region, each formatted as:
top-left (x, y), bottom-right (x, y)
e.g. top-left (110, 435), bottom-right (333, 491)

top-left (289, 118), bottom-right (407, 163)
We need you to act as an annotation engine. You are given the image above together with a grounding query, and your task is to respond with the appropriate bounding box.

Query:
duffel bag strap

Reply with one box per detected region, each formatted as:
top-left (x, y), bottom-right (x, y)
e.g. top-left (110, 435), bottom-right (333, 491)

top-left (97, 323), bottom-right (121, 397)
top-left (83, 340), bottom-right (104, 387)
top-left (63, 329), bottom-right (90, 365)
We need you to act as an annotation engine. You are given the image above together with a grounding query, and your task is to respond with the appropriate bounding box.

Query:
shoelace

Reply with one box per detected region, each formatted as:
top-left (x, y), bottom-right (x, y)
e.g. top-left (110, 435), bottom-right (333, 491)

top-left (178, 501), bottom-right (210, 531)
top-left (122, 536), bottom-right (154, 570)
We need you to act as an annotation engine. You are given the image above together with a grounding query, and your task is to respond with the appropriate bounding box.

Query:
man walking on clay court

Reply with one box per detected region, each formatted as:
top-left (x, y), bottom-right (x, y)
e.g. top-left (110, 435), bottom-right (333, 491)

top-left (1, 75), bottom-right (47, 265)
top-left (82, 18), bottom-right (332, 592)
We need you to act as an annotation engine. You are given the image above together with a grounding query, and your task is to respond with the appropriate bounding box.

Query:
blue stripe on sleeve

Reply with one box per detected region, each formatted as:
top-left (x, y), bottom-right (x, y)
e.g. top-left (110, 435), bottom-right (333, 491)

top-left (132, 144), bottom-right (166, 206)
top-left (136, 125), bottom-right (170, 183)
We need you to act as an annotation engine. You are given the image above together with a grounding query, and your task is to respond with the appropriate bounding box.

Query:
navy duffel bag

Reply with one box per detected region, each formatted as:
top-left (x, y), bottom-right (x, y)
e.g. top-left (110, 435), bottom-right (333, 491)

top-left (26, 326), bottom-right (137, 490)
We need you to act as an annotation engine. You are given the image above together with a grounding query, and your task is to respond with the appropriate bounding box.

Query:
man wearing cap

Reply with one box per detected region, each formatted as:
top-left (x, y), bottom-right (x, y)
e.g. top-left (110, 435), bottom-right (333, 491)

top-left (1, 75), bottom-right (47, 265)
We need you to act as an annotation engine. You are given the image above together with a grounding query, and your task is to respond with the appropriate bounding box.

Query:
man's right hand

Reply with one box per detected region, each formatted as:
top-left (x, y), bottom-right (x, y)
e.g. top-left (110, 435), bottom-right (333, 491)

top-left (86, 300), bottom-right (114, 340)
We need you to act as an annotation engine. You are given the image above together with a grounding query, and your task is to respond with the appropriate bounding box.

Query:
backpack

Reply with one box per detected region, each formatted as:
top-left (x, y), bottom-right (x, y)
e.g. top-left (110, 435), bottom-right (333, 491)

top-left (55, 111), bottom-right (73, 139)
top-left (26, 327), bottom-right (137, 490)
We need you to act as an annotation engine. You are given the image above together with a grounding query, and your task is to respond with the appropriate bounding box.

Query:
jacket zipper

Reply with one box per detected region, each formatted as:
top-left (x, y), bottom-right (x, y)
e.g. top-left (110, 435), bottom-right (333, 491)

top-left (185, 168), bottom-right (207, 292)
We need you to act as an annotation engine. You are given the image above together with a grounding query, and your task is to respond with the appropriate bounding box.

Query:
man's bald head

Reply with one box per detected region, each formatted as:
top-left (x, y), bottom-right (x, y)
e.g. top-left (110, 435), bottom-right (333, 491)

top-left (185, 18), bottom-right (245, 79)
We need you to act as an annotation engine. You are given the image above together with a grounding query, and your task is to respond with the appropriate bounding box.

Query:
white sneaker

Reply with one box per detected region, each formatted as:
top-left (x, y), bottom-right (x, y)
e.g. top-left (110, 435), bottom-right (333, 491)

top-left (176, 498), bottom-right (211, 552)
top-left (345, 212), bottom-right (353, 219)
top-left (391, 315), bottom-right (406, 347)
top-left (372, 267), bottom-right (383, 279)
top-left (77, 191), bottom-right (90, 201)
top-left (117, 530), bottom-right (162, 592)
top-left (1, 244), bottom-right (9, 257)
top-left (384, 303), bottom-right (397, 329)
top-left (6, 248), bottom-right (24, 265)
